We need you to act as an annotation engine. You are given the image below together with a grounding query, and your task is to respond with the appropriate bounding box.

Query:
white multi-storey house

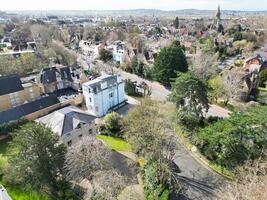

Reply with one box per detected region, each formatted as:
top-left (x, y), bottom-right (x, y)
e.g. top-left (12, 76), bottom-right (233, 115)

top-left (82, 75), bottom-right (125, 117)
top-left (109, 41), bottom-right (127, 64)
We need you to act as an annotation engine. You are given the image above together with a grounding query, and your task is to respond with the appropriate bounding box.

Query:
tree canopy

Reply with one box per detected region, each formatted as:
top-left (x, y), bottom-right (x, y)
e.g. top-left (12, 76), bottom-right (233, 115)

top-left (174, 17), bottom-right (179, 29)
top-left (99, 48), bottom-right (113, 62)
top-left (194, 106), bottom-right (267, 170)
top-left (123, 98), bottom-right (180, 198)
top-left (6, 123), bottom-right (69, 199)
top-left (152, 42), bottom-right (188, 85)
top-left (169, 72), bottom-right (209, 127)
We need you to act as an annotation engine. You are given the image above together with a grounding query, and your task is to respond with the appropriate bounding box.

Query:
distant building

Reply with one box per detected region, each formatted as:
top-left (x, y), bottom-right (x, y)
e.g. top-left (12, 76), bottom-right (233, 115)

top-left (83, 75), bottom-right (126, 117)
top-left (108, 41), bottom-right (127, 64)
top-left (36, 106), bottom-right (96, 146)
top-left (0, 74), bottom-right (41, 112)
top-left (211, 5), bottom-right (224, 33)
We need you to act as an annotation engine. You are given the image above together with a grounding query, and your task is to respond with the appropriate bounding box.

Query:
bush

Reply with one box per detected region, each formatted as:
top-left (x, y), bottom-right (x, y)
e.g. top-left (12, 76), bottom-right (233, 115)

top-left (99, 49), bottom-right (113, 62)
top-left (100, 112), bottom-right (122, 137)
top-left (233, 32), bottom-right (243, 41)
top-left (125, 79), bottom-right (139, 96)
top-left (194, 106), bottom-right (267, 170)
top-left (0, 119), bottom-right (28, 136)
top-left (234, 60), bottom-right (244, 67)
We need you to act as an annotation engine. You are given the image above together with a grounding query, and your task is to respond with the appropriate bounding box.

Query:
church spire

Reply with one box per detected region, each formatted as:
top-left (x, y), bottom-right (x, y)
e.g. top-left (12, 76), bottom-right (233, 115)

top-left (216, 5), bottom-right (221, 21)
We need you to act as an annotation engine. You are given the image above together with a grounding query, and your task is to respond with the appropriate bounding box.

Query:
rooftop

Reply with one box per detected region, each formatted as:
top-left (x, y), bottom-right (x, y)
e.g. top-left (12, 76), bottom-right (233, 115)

top-left (0, 74), bottom-right (23, 96)
top-left (0, 95), bottom-right (60, 124)
top-left (36, 106), bottom-right (96, 136)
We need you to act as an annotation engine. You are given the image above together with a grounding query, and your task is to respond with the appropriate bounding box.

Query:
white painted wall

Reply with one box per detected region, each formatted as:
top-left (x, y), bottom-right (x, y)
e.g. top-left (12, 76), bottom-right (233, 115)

top-left (83, 75), bottom-right (125, 117)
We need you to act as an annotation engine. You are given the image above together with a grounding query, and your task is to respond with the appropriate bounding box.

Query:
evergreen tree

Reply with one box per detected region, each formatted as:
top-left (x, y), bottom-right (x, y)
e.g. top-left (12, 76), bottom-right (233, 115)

top-left (174, 17), bottom-right (179, 29)
top-left (7, 123), bottom-right (69, 199)
top-left (152, 42), bottom-right (188, 85)
top-left (169, 72), bottom-right (209, 127)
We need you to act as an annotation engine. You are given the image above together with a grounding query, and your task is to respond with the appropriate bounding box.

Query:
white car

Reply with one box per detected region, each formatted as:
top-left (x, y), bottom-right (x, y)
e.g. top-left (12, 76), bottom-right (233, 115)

top-left (0, 186), bottom-right (12, 200)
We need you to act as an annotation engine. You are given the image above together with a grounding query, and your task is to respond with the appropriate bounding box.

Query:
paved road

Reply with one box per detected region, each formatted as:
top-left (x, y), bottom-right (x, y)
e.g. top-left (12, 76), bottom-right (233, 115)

top-left (78, 55), bottom-right (231, 118)
top-left (78, 54), bottom-right (228, 199)
top-left (172, 144), bottom-right (223, 200)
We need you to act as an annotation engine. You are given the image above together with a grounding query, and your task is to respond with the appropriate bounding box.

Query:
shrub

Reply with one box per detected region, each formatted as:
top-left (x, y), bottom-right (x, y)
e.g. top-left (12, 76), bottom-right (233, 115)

top-left (101, 112), bottom-right (122, 137)
top-left (0, 118), bottom-right (28, 136)
top-left (194, 106), bottom-right (267, 170)
top-left (233, 32), bottom-right (243, 41)
top-left (99, 49), bottom-right (113, 62)
top-left (125, 79), bottom-right (139, 96)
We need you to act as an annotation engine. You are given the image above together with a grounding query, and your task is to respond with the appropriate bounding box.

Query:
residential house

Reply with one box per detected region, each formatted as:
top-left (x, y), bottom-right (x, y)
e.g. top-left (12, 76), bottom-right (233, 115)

top-left (108, 41), bottom-right (127, 64)
top-left (37, 65), bottom-right (81, 94)
top-left (36, 106), bottom-right (96, 146)
top-left (82, 75), bottom-right (126, 117)
top-left (243, 55), bottom-right (263, 71)
top-left (0, 95), bottom-right (60, 125)
top-left (0, 37), bottom-right (12, 52)
top-left (226, 54), bottom-right (267, 101)
top-left (0, 75), bottom-right (41, 112)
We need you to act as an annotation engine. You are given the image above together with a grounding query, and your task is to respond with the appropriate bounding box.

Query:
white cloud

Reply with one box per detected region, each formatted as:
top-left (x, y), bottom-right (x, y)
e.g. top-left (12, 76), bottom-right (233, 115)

top-left (2, 0), bottom-right (267, 11)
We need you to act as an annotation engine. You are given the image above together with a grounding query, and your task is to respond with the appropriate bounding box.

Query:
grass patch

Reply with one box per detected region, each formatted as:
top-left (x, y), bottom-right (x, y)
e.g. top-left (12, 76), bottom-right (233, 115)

top-left (258, 87), bottom-right (267, 92)
top-left (0, 182), bottom-right (51, 200)
top-left (209, 163), bottom-right (235, 179)
top-left (160, 189), bottom-right (170, 200)
top-left (96, 135), bottom-right (132, 152)
top-left (0, 137), bottom-right (11, 173)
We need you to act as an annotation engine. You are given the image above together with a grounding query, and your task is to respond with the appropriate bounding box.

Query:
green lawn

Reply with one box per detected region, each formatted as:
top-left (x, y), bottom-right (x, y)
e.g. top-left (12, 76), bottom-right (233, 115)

top-left (1, 184), bottom-right (51, 200)
top-left (0, 137), bottom-right (51, 200)
top-left (0, 137), bottom-right (11, 173)
top-left (96, 135), bottom-right (132, 152)
top-left (258, 87), bottom-right (267, 92)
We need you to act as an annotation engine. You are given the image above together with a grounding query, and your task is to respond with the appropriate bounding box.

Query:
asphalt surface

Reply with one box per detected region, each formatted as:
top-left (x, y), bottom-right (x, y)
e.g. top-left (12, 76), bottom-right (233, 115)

top-left (78, 54), bottom-right (229, 200)
top-left (172, 145), bottom-right (223, 200)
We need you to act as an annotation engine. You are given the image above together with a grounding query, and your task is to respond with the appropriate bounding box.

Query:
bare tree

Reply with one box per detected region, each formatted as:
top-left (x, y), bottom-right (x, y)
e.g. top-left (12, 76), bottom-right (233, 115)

top-left (64, 136), bottom-right (111, 182)
top-left (223, 68), bottom-right (249, 101)
top-left (123, 99), bottom-right (181, 197)
top-left (191, 50), bottom-right (219, 81)
top-left (85, 169), bottom-right (128, 200)
top-left (218, 152), bottom-right (267, 200)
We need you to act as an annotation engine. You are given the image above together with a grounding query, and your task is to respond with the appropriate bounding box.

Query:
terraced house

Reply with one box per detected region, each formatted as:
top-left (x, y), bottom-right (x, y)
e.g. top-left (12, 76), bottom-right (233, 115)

top-left (0, 74), bottom-right (41, 112)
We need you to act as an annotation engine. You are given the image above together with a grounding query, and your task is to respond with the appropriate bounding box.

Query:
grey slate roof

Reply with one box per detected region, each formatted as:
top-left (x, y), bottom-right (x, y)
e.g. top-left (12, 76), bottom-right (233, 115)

top-left (83, 75), bottom-right (120, 93)
top-left (39, 66), bottom-right (73, 84)
top-left (0, 75), bottom-right (23, 96)
top-left (60, 67), bottom-right (73, 81)
top-left (36, 106), bottom-right (96, 136)
top-left (0, 95), bottom-right (60, 124)
top-left (40, 67), bottom-right (57, 84)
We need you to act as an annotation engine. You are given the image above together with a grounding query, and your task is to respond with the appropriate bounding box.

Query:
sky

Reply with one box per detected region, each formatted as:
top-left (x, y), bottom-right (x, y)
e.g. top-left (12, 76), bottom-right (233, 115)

top-left (1, 0), bottom-right (267, 11)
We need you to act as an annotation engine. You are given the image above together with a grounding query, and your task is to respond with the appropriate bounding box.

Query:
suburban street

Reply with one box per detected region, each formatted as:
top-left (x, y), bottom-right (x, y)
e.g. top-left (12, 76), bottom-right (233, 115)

top-left (78, 54), bottom-right (229, 199)
top-left (172, 143), bottom-right (223, 200)
top-left (78, 54), bottom-right (231, 118)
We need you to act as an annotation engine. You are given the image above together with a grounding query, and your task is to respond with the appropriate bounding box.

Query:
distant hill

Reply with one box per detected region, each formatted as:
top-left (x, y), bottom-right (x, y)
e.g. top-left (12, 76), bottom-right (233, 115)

top-left (4, 9), bottom-right (267, 17)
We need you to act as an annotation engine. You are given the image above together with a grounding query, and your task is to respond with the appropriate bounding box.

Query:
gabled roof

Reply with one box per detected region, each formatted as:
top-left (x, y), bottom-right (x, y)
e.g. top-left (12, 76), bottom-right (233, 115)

top-left (39, 67), bottom-right (57, 84)
top-left (36, 106), bottom-right (96, 136)
top-left (0, 75), bottom-right (23, 96)
top-left (83, 75), bottom-right (121, 93)
top-left (0, 95), bottom-right (59, 124)
top-left (60, 67), bottom-right (73, 81)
